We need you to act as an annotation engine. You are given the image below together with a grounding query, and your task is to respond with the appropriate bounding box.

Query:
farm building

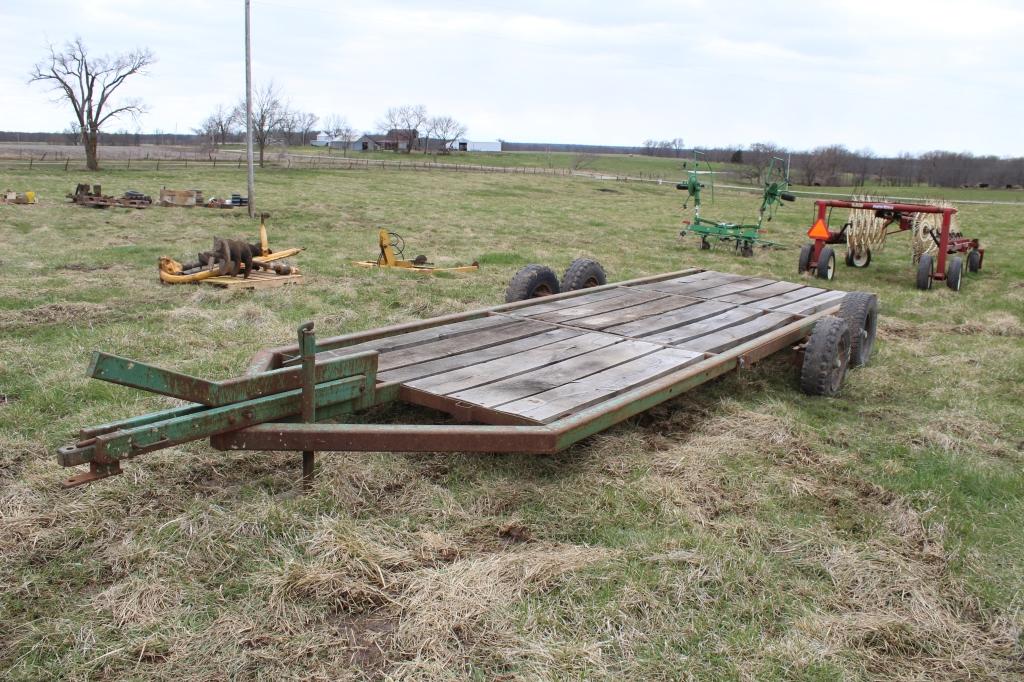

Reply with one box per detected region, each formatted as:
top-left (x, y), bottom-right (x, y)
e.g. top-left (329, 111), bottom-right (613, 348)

top-left (456, 139), bottom-right (501, 152)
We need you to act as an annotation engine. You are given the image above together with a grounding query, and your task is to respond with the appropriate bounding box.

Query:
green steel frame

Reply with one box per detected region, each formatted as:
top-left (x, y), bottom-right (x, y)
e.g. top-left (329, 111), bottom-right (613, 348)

top-left (678, 154), bottom-right (794, 253)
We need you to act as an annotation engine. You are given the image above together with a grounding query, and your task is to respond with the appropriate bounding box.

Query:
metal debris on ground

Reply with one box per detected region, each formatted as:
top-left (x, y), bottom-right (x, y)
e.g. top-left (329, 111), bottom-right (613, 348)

top-left (1, 190), bottom-right (37, 204)
top-left (67, 183), bottom-right (152, 209)
top-left (158, 213), bottom-right (304, 287)
top-left (353, 228), bottom-right (479, 273)
top-left (158, 188), bottom-right (248, 209)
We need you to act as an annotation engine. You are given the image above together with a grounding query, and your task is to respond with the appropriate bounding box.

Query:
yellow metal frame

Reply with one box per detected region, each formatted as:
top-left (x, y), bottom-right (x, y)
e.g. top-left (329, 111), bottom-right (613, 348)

top-left (353, 229), bottom-right (479, 274)
top-left (158, 215), bottom-right (303, 284)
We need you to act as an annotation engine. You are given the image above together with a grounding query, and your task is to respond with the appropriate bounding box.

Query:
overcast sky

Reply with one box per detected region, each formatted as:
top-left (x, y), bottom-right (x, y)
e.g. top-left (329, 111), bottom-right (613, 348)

top-left (1, 0), bottom-right (1022, 156)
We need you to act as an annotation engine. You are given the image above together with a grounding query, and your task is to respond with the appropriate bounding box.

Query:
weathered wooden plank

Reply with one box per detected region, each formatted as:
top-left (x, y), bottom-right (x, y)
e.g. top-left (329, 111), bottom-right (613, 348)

top-left (678, 311), bottom-right (795, 353)
top-left (406, 332), bottom-right (621, 395)
top-left (695, 277), bottom-right (778, 300)
top-left (571, 294), bottom-right (702, 330)
top-left (377, 327), bottom-right (584, 384)
top-left (605, 300), bottom-right (736, 337)
top-left (745, 285), bottom-right (827, 310)
top-left (643, 307), bottom-right (765, 345)
top-left (515, 288), bottom-right (633, 317)
top-left (774, 290), bottom-right (846, 315)
top-left (316, 315), bottom-right (515, 363)
top-left (530, 290), bottom-right (669, 324)
top-left (376, 320), bottom-right (557, 372)
top-left (633, 272), bottom-right (748, 296)
top-left (449, 339), bottom-right (662, 408)
top-left (714, 280), bottom-right (805, 304)
top-left (495, 347), bottom-right (704, 423)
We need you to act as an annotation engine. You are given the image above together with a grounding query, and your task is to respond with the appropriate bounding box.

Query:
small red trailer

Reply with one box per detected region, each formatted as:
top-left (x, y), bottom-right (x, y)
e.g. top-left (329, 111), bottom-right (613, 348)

top-left (798, 199), bottom-right (983, 291)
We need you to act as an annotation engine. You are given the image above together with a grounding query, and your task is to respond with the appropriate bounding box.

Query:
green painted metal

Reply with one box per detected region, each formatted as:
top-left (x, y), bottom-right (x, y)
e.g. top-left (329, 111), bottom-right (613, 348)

top-left (89, 350), bottom-right (378, 406)
top-left (79, 375), bottom-right (368, 463)
top-left (678, 153), bottom-right (792, 250)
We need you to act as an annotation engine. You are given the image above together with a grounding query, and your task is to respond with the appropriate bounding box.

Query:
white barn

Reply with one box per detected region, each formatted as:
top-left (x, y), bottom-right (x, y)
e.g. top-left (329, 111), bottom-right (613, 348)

top-left (456, 139), bottom-right (501, 152)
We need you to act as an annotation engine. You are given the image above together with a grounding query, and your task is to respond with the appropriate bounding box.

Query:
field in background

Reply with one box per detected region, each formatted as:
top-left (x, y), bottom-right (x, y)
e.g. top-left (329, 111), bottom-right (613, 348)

top-left (1, 165), bottom-right (1022, 679)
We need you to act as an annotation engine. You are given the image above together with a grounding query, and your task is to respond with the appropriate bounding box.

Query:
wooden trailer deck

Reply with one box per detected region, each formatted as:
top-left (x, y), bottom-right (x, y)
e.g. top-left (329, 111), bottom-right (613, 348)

top-left (286, 270), bottom-right (847, 426)
top-left (58, 267), bottom-right (869, 487)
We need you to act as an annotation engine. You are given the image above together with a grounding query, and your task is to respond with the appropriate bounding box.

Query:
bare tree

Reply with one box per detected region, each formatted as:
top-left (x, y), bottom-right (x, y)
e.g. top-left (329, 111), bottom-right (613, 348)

top-left (745, 142), bottom-right (786, 183)
top-left (322, 114), bottom-right (356, 155)
top-left (670, 137), bottom-right (685, 158)
top-left (379, 104), bottom-right (427, 153)
top-left (295, 111), bottom-right (318, 146)
top-left (28, 38), bottom-right (155, 170)
top-left (194, 104), bottom-right (235, 147)
top-left (427, 115), bottom-right (466, 155)
top-left (233, 82), bottom-right (291, 167)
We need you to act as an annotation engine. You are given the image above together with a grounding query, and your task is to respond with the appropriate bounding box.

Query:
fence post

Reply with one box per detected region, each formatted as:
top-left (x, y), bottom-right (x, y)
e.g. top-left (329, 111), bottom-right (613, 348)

top-left (64, 159), bottom-right (70, 171)
top-left (29, 158), bottom-right (33, 170)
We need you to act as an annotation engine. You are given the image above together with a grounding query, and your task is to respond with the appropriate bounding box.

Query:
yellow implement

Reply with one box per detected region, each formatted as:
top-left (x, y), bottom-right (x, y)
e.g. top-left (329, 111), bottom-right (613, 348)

top-left (353, 229), bottom-right (479, 274)
top-left (159, 249), bottom-right (303, 284)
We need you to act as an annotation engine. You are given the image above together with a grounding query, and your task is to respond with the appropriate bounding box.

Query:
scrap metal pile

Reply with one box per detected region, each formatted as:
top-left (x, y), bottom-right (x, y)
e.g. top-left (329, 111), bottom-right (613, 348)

top-left (67, 183), bottom-right (152, 208)
top-left (1, 189), bottom-right (36, 204)
top-left (158, 188), bottom-right (249, 209)
top-left (158, 214), bottom-right (303, 286)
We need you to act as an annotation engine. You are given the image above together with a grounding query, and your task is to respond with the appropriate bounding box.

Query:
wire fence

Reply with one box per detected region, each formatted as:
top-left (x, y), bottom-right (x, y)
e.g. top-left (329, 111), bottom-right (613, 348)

top-left (2, 150), bottom-right (1021, 206)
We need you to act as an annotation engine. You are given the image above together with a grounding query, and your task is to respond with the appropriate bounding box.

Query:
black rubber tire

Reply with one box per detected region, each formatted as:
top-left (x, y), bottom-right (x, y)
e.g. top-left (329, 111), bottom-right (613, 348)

top-left (816, 246), bottom-right (836, 280)
top-left (800, 316), bottom-right (852, 396)
top-left (560, 258), bottom-right (606, 292)
top-left (946, 256), bottom-right (963, 292)
top-left (740, 242), bottom-right (754, 258)
top-left (845, 247), bottom-right (871, 268)
top-left (837, 292), bottom-right (878, 367)
top-left (798, 244), bottom-right (812, 274)
top-left (699, 237), bottom-right (711, 250)
top-left (967, 249), bottom-right (981, 273)
top-left (505, 264), bottom-right (560, 302)
top-left (916, 254), bottom-right (934, 290)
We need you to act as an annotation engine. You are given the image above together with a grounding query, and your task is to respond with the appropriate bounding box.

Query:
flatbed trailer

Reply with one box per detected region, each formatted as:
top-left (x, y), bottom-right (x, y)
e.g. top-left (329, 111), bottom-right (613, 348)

top-left (58, 268), bottom-right (878, 488)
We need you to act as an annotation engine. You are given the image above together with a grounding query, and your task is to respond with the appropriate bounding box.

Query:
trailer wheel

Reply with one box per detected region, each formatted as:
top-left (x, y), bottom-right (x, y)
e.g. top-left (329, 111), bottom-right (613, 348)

top-left (915, 254), bottom-right (934, 290)
top-left (837, 292), bottom-right (878, 367)
top-left (561, 258), bottom-right (606, 291)
top-left (946, 256), bottom-right (963, 292)
top-left (800, 316), bottom-right (851, 396)
top-left (505, 264), bottom-right (560, 302)
top-left (844, 247), bottom-right (871, 268)
top-left (815, 246), bottom-right (836, 280)
top-left (699, 236), bottom-right (711, 250)
top-left (798, 244), bottom-right (812, 274)
top-left (740, 242), bottom-right (754, 258)
top-left (967, 249), bottom-right (982, 273)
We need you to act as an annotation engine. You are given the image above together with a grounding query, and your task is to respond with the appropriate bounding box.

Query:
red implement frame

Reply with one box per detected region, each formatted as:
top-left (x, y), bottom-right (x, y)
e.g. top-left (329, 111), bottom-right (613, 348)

top-left (806, 199), bottom-right (982, 282)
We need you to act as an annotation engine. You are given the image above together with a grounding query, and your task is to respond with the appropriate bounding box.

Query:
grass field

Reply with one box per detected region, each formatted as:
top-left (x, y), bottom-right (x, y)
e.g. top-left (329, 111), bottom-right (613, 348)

top-left (1, 163), bottom-right (1022, 680)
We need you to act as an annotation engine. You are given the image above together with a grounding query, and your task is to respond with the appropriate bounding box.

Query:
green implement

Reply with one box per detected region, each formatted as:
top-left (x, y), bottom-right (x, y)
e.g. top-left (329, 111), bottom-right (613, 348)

top-left (677, 152), bottom-right (795, 256)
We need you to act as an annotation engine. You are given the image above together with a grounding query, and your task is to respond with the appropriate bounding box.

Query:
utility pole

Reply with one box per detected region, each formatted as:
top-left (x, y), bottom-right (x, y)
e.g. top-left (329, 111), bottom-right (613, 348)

top-left (244, 0), bottom-right (255, 218)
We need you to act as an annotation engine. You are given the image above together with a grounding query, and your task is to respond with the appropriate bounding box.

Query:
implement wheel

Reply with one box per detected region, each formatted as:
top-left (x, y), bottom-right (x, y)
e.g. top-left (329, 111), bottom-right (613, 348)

top-left (740, 242), bottom-right (754, 258)
top-left (816, 246), bottom-right (836, 280)
top-left (561, 258), bottom-right (607, 291)
top-left (699, 236), bottom-right (711, 250)
top-left (967, 249), bottom-right (982, 273)
top-left (800, 316), bottom-right (851, 396)
top-left (837, 292), bottom-right (878, 367)
top-left (505, 264), bottom-right (560, 302)
top-left (845, 247), bottom-right (871, 268)
top-left (916, 254), bottom-right (934, 290)
top-left (798, 244), bottom-right (812, 274)
top-left (946, 256), bottom-right (963, 292)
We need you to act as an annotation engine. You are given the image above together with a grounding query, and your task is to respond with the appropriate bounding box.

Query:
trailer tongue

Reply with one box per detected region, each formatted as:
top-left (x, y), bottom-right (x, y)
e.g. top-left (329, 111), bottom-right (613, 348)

top-left (58, 268), bottom-right (877, 488)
